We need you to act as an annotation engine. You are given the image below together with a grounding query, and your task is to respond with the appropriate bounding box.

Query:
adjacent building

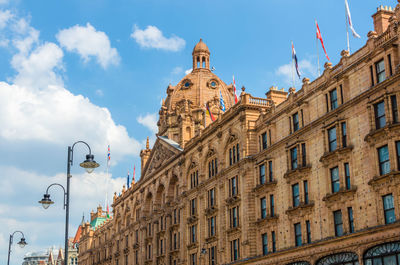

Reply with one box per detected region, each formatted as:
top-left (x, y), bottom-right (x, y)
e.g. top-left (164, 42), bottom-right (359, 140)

top-left (79, 3), bottom-right (400, 265)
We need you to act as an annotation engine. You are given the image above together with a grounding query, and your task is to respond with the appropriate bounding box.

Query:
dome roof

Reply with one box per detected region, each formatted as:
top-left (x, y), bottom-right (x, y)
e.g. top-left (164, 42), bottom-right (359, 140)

top-left (192, 38), bottom-right (210, 54)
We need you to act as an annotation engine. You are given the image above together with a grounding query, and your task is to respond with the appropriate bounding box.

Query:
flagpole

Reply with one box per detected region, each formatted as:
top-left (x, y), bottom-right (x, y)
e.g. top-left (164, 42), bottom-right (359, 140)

top-left (345, 4), bottom-right (351, 54)
top-left (316, 21), bottom-right (321, 77)
top-left (291, 41), bottom-right (295, 88)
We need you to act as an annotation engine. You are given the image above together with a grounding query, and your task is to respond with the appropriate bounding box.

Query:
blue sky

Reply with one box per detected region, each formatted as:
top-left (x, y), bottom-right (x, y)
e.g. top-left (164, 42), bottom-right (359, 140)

top-left (0, 0), bottom-right (395, 264)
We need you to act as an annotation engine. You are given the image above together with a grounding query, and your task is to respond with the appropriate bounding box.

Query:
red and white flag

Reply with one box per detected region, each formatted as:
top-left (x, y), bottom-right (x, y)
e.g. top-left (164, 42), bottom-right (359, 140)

top-left (316, 20), bottom-right (330, 61)
top-left (132, 165), bottom-right (136, 184)
top-left (233, 75), bottom-right (238, 104)
top-left (345, 0), bottom-right (360, 38)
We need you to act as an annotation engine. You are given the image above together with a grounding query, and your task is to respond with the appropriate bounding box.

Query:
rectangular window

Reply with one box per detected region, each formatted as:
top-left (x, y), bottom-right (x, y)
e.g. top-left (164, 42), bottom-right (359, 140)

top-left (229, 176), bottom-right (238, 196)
top-left (330, 88), bottom-right (338, 110)
top-left (160, 239), bottom-right (163, 254)
top-left (348, 207), bottom-right (354, 233)
top-left (215, 158), bottom-right (218, 174)
top-left (341, 122), bottom-right (347, 148)
top-left (190, 225), bottom-right (196, 243)
top-left (208, 188), bottom-right (215, 207)
top-left (270, 194), bottom-right (275, 217)
top-left (383, 194), bottom-right (396, 224)
top-left (259, 164), bottom-right (266, 185)
top-left (209, 216), bottom-right (216, 237)
top-left (391, 95), bottom-right (399, 123)
top-left (328, 127), bottom-right (337, 152)
top-left (191, 253), bottom-right (196, 265)
top-left (303, 180), bottom-right (309, 204)
top-left (209, 246), bottom-right (216, 265)
top-left (292, 183), bottom-right (300, 207)
top-left (334, 210), bottom-right (343, 236)
top-left (231, 239), bottom-right (240, 261)
top-left (289, 116), bottom-right (292, 134)
top-left (301, 109), bottom-right (304, 127)
top-left (330, 166), bottom-right (340, 193)
top-left (236, 143), bottom-right (240, 162)
top-left (388, 54), bottom-right (393, 76)
top-left (294, 223), bottom-right (302, 247)
top-left (340, 84), bottom-right (344, 104)
top-left (208, 161), bottom-right (211, 178)
top-left (378, 145), bottom-right (390, 175)
top-left (211, 159), bottom-right (215, 176)
top-left (301, 143), bottom-right (306, 167)
top-left (229, 149), bottom-right (232, 166)
top-left (370, 65), bottom-right (375, 86)
top-left (261, 132), bottom-right (268, 150)
top-left (262, 233), bottom-right (268, 255)
top-left (374, 101), bottom-right (386, 129)
top-left (396, 141), bottom-right (400, 171)
top-left (325, 94), bottom-right (329, 112)
top-left (190, 198), bottom-right (196, 216)
top-left (291, 147), bottom-right (298, 170)
top-left (306, 220), bottom-right (311, 244)
top-left (344, 163), bottom-right (351, 190)
top-left (232, 146), bottom-right (236, 164)
top-left (376, 59), bottom-right (386, 83)
top-left (268, 161), bottom-right (273, 182)
top-left (230, 206), bottom-right (239, 228)
top-left (260, 197), bottom-right (267, 219)
top-left (271, 231), bottom-right (276, 253)
top-left (293, 112), bottom-right (299, 132)
top-left (173, 233), bottom-right (177, 250)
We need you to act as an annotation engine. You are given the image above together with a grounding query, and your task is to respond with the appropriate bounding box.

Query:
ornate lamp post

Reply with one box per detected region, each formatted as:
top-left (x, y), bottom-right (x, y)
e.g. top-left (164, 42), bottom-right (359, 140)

top-left (7, 230), bottom-right (27, 265)
top-left (39, 141), bottom-right (99, 265)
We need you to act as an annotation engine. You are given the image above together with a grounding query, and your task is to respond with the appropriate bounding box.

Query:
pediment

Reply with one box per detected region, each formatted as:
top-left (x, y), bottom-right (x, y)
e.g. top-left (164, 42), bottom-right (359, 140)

top-left (142, 136), bottom-right (182, 179)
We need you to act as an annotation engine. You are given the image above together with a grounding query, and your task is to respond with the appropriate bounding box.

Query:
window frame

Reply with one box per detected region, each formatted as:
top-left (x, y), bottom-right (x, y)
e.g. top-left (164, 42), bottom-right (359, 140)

top-left (292, 112), bottom-right (300, 132)
top-left (378, 145), bottom-right (390, 176)
top-left (333, 210), bottom-right (344, 237)
top-left (374, 100), bottom-right (386, 129)
top-left (383, 194), bottom-right (396, 224)
top-left (329, 88), bottom-right (338, 110)
top-left (294, 223), bottom-right (302, 247)
top-left (292, 183), bottom-right (300, 207)
top-left (328, 126), bottom-right (337, 152)
top-left (375, 59), bottom-right (386, 84)
top-left (291, 147), bottom-right (298, 170)
top-left (260, 197), bottom-right (267, 219)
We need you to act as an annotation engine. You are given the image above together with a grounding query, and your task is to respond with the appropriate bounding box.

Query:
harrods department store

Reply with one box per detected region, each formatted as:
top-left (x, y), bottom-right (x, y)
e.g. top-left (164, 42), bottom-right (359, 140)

top-left (79, 3), bottom-right (400, 265)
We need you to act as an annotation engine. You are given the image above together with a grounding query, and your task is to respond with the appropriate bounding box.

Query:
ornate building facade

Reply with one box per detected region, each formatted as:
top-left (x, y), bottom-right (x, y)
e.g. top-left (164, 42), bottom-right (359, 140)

top-left (79, 3), bottom-right (400, 265)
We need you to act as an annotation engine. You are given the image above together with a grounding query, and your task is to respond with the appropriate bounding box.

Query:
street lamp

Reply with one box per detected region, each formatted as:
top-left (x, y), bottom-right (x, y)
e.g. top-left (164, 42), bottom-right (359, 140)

top-left (39, 141), bottom-right (99, 265)
top-left (7, 231), bottom-right (27, 265)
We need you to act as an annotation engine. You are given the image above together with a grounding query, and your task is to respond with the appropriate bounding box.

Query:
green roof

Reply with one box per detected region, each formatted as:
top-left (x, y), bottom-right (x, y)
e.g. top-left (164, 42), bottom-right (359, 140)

top-left (90, 217), bottom-right (107, 230)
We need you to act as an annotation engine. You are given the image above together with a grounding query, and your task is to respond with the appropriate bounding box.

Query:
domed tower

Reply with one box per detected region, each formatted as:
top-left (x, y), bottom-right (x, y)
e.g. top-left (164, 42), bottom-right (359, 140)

top-left (157, 39), bottom-right (235, 148)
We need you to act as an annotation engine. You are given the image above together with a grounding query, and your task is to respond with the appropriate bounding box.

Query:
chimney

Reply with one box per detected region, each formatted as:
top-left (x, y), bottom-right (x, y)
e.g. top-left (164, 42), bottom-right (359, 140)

top-left (372, 5), bottom-right (394, 35)
top-left (140, 137), bottom-right (151, 174)
top-left (266, 86), bottom-right (288, 106)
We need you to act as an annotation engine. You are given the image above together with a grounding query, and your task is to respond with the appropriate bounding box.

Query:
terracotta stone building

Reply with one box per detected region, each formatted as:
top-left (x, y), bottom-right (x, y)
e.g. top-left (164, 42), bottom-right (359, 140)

top-left (79, 3), bottom-right (400, 265)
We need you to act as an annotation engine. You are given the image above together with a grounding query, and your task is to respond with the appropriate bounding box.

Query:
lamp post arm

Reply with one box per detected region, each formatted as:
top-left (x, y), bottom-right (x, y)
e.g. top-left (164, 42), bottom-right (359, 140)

top-left (7, 231), bottom-right (25, 265)
top-left (45, 183), bottom-right (67, 208)
top-left (11, 231), bottom-right (25, 238)
top-left (70, 141), bottom-right (92, 167)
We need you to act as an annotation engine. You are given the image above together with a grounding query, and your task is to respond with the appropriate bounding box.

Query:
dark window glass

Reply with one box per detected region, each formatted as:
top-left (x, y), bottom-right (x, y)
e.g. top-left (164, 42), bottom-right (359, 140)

top-left (341, 122), bottom-right (347, 147)
top-left (271, 231), bottom-right (276, 252)
top-left (270, 195), bottom-right (275, 217)
top-left (230, 176), bottom-right (238, 196)
top-left (388, 54), bottom-right (393, 76)
top-left (383, 194), bottom-right (396, 224)
top-left (306, 220), bottom-right (311, 243)
top-left (344, 163), bottom-right (351, 190)
top-left (328, 127), bottom-right (337, 152)
top-left (304, 180), bottom-right (309, 204)
top-left (209, 216), bottom-right (215, 236)
top-left (330, 88), bottom-right (338, 110)
top-left (293, 112), bottom-right (299, 132)
top-left (191, 199), bottom-right (196, 216)
top-left (378, 145), bottom-right (390, 175)
top-left (374, 101), bottom-right (386, 129)
top-left (268, 161), bottom-right (273, 182)
top-left (209, 188), bottom-right (215, 207)
top-left (236, 143), bottom-right (240, 162)
top-left (291, 147), bottom-right (298, 170)
top-left (325, 94), bottom-right (329, 112)
top-left (259, 164), bottom-right (265, 185)
top-left (376, 59), bottom-right (386, 83)
top-left (215, 158), bottom-right (218, 174)
top-left (340, 84), bottom-right (344, 104)
top-left (261, 132), bottom-right (268, 150)
top-left (294, 223), bottom-right (302, 247)
top-left (209, 246), bottom-right (216, 265)
top-left (396, 141), bottom-right (400, 171)
top-left (391, 95), bottom-right (399, 123)
top-left (334, 210), bottom-right (343, 236)
top-left (191, 253), bottom-right (196, 265)
top-left (348, 207), bottom-right (354, 233)
top-left (330, 167), bottom-right (340, 193)
top-left (370, 65), bottom-right (375, 86)
top-left (231, 239), bottom-right (239, 261)
top-left (229, 149), bottom-right (232, 166)
top-left (262, 233), bottom-right (268, 255)
top-left (231, 207), bottom-right (239, 228)
top-left (292, 183), bottom-right (300, 207)
top-left (232, 146), bottom-right (236, 164)
top-left (191, 225), bottom-right (196, 243)
top-left (260, 197), bottom-right (267, 219)
top-left (301, 143), bottom-right (307, 167)
top-left (211, 159), bottom-right (214, 176)
top-left (208, 162), bottom-right (211, 178)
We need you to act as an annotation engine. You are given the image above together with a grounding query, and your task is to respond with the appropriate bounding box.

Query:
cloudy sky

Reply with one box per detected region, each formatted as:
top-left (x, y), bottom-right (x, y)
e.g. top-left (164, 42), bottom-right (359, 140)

top-left (0, 0), bottom-right (395, 264)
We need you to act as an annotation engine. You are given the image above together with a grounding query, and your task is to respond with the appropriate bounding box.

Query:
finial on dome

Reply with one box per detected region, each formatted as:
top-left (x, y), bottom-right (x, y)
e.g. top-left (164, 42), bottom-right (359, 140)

top-left (146, 137), bottom-right (149, 149)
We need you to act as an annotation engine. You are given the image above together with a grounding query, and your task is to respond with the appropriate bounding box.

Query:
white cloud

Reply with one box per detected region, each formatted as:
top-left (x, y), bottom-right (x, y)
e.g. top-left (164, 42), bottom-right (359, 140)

top-left (185, 68), bottom-right (192, 75)
top-left (137, 113), bottom-right (158, 134)
top-left (56, 23), bottom-right (120, 69)
top-left (0, 0), bottom-right (9, 5)
top-left (171, 66), bottom-right (183, 75)
top-left (275, 58), bottom-right (318, 87)
top-left (95, 89), bottom-right (104, 97)
top-left (0, 10), bottom-right (12, 29)
top-left (131, 25), bottom-right (185, 52)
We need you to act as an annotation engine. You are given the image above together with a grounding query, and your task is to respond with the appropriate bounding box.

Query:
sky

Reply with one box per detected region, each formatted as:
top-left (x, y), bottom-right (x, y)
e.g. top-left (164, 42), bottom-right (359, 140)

top-left (0, 0), bottom-right (396, 264)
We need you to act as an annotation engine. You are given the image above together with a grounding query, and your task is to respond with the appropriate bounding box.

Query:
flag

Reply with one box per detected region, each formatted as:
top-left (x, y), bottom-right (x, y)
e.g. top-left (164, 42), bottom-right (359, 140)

top-left (292, 41), bottom-right (301, 79)
top-left (219, 90), bottom-right (226, 112)
top-left (107, 145), bottom-right (111, 167)
top-left (127, 170), bottom-right (130, 188)
top-left (132, 165), bottom-right (136, 184)
top-left (106, 204), bottom-right (110, 218)
top-left (345, 0), bottom-right (360, 38)
top-left (233, 75), bottom-right (238, 104)
top-left (316, 20), bottom-right (330, 61)
top-left (205, 103), bottom-right (215, 121)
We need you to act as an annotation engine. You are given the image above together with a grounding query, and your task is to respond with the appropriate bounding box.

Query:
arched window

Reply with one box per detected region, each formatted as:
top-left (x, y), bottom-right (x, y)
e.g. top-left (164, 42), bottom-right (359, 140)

top-left (316, 252), bottom-right (359, 265)
top-left (364, 241), bottom-right (400, 265)
top-left (287, 262), bottom-right (310, 265)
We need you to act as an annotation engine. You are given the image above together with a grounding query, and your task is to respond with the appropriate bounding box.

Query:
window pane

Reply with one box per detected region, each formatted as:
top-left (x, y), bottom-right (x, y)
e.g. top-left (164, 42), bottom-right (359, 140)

top-left (397, 141), bottom-right (400, 171)
top-left (383, 255), bottom-right (396, 265)
top-left (292, 184), bottom-right (299, 207)
top-left (259, 164), bottom-right (265, 184)
top-left (330, 89), bottom-right (338, 110)
top-left (328, 127), bottom-right (337, 151)
top-left (378, 145), bottom-right (390, 175)
top-left (293, 112), bottom-right (299, 132)
top-left (291, 147), bottom-right (298, 169)
top-left (331, 167), bottom-right (340, 193)
top-left (375, 101), bottom-right (386, 129)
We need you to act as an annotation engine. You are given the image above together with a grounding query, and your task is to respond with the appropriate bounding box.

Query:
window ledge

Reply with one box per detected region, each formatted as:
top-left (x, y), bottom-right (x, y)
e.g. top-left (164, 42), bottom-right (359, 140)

top-left (187, 215), bottom-right (198, 224)
top-left (226, 226), bottom-right (241, 235)
top-left (132, 243), bottom-right (139, 249)
top-left (169, 248), bottom-right (179, 254)
top-left (187, 242), bottom-right (198, 250)
top-left (320, 145), bottom-right (354, 164)
top-left (255, 214), bottom-right (279, 225)
top-left (204, 206), bottom-right (218, 216)
top-left (253, 180), bottom-right (277, 192)
top-left (205, 235), bottom-right (218, 243)
top-left (323, 186), bottom-right (357, 203)
top-left (157, 229), bottom-right (166, 236)
top-left (123, 247), bottom-right (129, 254)
top-left (283, 165), bottom-right (312, 182)
top-left (225, 195), bottom-right (241, 205)
top-left (145, 236), bottom-right (153, 242)
top-left (156, 254), bottom-right (165, 260)
top-left (286, 201), bottom-right (315, 215)
top-left (144, 259), bottom-right (153, 264)
top-left (368, 171), bottom-right (400, 187)
top-left (114, 251), bottom-right (120, 258)
top-left (365, 123), bottom-right (400, 143)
